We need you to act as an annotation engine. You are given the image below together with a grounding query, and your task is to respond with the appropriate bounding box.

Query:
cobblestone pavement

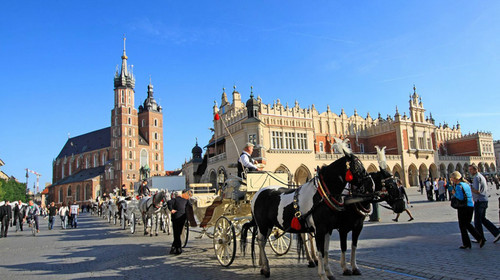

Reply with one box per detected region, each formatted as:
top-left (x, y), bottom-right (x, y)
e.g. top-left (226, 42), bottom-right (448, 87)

top-left (1, 186), bottom-right (499, 280)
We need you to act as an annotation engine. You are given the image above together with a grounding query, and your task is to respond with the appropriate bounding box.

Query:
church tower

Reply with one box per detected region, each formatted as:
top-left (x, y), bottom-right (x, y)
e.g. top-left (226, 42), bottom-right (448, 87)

top-left (111, 37), bottom-right (139, 194)
top-left (409, 85), bottom-right (425, 123)
top-left (138, 78), bottom-right (164, 176)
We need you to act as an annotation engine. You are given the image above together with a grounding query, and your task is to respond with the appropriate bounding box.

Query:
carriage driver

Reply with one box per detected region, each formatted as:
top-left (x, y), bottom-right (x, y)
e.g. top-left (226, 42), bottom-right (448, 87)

top-left (237, 142), bottom-right (263, 178)
top-left (138, 180), bottom-right (151, 197)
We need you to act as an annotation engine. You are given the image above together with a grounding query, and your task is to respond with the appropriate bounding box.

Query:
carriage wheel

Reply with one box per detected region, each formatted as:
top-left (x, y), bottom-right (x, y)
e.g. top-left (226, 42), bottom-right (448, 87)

top-left (269, 226), bottom-right (292, 256)
top-left (213, 216), bottom-right (236, 267)
top-left (121, 209), bottom-right (126, 230)
top-left (130, 213), bottom-right (136, 234)
top-left (181, 221), bottom-right (189, 248)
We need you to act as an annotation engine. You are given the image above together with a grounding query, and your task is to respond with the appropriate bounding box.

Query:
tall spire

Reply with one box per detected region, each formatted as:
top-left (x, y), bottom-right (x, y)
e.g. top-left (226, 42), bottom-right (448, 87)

top-left (114, 35), bottom-right (135, 89)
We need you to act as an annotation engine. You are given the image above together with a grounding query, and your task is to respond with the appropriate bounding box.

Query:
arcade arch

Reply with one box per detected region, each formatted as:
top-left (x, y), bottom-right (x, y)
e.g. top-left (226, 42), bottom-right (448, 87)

top-left (294, 165), bottom-right (312, 186)
top-left (419, 164), bottom-right (428, 181)
top-left (408, 164), bottom-right (418, 186)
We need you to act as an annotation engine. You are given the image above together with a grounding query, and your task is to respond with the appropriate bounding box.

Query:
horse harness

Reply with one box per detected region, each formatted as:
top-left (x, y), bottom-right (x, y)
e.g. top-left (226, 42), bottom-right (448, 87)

top-left (145, 193), bottom-right (163, 212)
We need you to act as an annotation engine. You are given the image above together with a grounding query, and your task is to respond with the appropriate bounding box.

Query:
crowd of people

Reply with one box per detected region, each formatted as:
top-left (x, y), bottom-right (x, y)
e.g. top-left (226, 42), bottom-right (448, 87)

top-left (0, 200), bottom-right (81, 237)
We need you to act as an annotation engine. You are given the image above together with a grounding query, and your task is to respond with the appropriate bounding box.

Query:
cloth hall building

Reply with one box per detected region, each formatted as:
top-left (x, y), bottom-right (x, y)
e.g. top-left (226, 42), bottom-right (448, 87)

top-left (183, 86), bottom-right (496, 189)
top-left (49, 41), bottom-right (164, 205)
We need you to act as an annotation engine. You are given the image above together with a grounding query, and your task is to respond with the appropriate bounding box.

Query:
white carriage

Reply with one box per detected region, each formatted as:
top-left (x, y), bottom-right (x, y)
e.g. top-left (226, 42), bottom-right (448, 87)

top-left (190, 171), bottom-right (293, 267)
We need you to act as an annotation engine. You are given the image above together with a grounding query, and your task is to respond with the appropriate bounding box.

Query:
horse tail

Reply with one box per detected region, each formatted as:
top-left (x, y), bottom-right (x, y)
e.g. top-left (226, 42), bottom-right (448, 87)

top-left (240, 219), bottom-right (256, 257)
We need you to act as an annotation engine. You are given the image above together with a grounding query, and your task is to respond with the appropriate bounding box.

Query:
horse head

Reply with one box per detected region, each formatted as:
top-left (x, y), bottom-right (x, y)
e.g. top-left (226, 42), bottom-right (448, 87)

top-left (320, 138), bottom-right (374, 198)
top-left (371, 146), bottom-right (405, 213)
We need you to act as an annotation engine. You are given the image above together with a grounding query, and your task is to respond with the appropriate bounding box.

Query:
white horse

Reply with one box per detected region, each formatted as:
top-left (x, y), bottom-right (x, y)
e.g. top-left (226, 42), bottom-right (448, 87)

top-left (138, 191), bottom-right (169, 236)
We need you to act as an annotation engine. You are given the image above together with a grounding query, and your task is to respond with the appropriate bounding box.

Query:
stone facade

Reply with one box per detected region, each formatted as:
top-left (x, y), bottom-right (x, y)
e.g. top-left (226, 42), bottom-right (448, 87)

top-left (49, 39), bottom-right (164, 205)
top-left (183, 86), bottom-right (496, 188)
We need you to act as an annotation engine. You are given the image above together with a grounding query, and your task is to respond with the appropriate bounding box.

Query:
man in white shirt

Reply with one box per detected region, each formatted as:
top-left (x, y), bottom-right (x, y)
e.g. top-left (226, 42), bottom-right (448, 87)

top-left (237, 143), bottom-right (262, 177)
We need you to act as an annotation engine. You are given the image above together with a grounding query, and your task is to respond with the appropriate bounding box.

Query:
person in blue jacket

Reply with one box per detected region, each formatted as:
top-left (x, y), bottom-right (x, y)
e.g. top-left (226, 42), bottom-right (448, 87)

top-left (449, 171), bottom-right (485, 249)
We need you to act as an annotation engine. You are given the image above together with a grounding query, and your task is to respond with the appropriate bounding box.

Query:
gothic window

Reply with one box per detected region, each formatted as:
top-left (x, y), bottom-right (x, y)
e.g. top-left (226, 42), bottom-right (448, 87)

top-left (128, 93), bottom-right (131, 105)
top-left (76, 158), bottom-right (80, 168)
top-left (86, 157), bottom-right (90, 168)
top-left (154, 133), bottom-right (158, 140)
top-left (155, 153), bottom-right (159, 161)
top-left (59, 188), bottom-right (63, 203)
top-left (142, 119), bottom-right (145, 127)
top-left (94, 154), bottom-right (98, 167)
top-left (140, 149), bottom-right (148, 167)
top-left (128, 107), bottom-right (131, 114)
top-left (61, 164), bottom-right (65, 178)
top-left (154, 119), bottom-right (158, 126)
top-left (129, 163), bottom-right (132, 170)
top-left (128, 118), bottom-right (131, 125)
top-left (129, 151), bottom-right (133, 159)
top-left (67, 186), bottom-right (72, 197)
top-left (68, 162), bottom-right (72, 175)
top-left (129, 140), bottom-right (132, 147)
top-left (155, 143), bottom-right (158, 150)
top-left (76, 185), bottom-right (80, 201)
top-left (155, 164), bottom-right (159, 171)
top-left (121, 91), bottom-right (124, 103)
top-left (85, 184), bottom-right (91, 200)
top-left (102, 153), bottom-right (106, 165)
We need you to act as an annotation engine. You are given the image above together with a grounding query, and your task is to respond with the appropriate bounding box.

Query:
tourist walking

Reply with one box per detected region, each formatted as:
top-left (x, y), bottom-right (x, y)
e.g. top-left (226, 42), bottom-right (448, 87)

top-left (13, 200), bottom-right (25, 232)
top-left (425, 178), bottom-right (433, 201)
top-left (48, 202), bottom-right (57, 230)
top-left (468, 164), bottom-right (500, 243)
top-left (70, 203), bottom-right (79, 228)
top-left (433, 178), bottom-right (439, 201)
top-left (392, 179), bottom-right (414, 222)
top-left (438, 177), bottom-right (446, 201)
top-left (59, 203), bottom-right (69, 229)
top-left (0, 200), bottom-right (12, 237)
top-left (449, 171), bottom-right (485, 249)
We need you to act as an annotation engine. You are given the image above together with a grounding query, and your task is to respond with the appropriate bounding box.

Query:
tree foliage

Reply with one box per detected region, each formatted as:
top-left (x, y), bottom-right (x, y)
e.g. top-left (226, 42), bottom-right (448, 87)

top-left (0, 178), bottom-right (27, 201)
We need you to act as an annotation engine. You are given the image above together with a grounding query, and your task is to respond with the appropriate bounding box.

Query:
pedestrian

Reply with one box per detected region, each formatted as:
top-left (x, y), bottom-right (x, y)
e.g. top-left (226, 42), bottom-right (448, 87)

top-left (438, 177), bottom-right (446, 201)
top-left (13, 200), bottom-right (25, 232)
top-left (25, 200), bottom-right (41, 233)
top-left (70, 203), bottom-right (79, 228)
top-left (167, 189), bottom-right (196, 255)
top-left (59, 202), bottom-right (69, 229)
top-left (468, 164), bottom-right (500, 243)
top-left (392, 179), bottom-right (414, 222)
top-left (425, 178), bottom-right (433, 201)
top-left (449, 171), bottom-right (485, 249)
top-left (433, 178), bottom-right (439, 201)
top-left (138, 180), bottom-right (151, 197)
top-left (0, 200), bottom-right (12, 237)
top-left (419, 179), bottom-right (424, 194)
top-left (48, 202), bottom-right (57, 230)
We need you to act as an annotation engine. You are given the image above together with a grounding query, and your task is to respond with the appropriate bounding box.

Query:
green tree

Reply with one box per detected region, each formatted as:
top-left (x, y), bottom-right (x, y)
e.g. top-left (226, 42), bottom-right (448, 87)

top-left (0, 178), bottom-right (27, 201)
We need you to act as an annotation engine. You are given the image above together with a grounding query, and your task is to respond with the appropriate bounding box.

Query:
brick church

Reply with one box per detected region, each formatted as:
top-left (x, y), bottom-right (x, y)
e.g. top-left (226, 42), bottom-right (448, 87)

top-left (49, 39), bottom-right (164, 205)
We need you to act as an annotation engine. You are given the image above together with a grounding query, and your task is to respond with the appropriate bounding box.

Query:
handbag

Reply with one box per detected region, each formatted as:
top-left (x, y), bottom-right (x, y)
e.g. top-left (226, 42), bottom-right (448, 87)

top-left (450, 184), bottom-right (468, 209)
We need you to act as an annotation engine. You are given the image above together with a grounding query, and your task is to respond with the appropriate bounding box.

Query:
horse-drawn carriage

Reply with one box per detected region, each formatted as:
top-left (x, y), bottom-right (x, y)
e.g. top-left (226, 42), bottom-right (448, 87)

top-left (189, 171), bottom-right (293, 267)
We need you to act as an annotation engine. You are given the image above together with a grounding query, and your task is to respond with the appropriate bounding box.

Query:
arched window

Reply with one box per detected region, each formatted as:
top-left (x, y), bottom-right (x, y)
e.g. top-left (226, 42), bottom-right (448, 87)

top-left (154, 132), bottom-right (158, 140)
top-left (128, 118), bottom-right (131, 125)
top-left (154, 119), bottom-right (158, 126)
top-left (155, 164), bottom-right (159, 171)
top-left (155, 143), bottom-right (158, 150)
top-left (102, 153), bottom-right (106, 165)
top-left (129, 140), bottom-right (132, 147)
top-left (76, 185), bottom-right (81, 201)
top-left (69, 162), bottom-right (72, 175)
top-left (129, 128), bottom-right (132, 135)
top-left (129, 163), bottom-right (133, 170)
top-left (85, 184), bottom-right (91, 200)
top-left (129, 151), bottom-right (133, 159)
top-left (86, 157), bottom-right (89, 169)
top-left (61, 164), bottom-right (65, 178)
top-left (141, 119), bottom-right (145, 127)
top-left (94, 154), bottom-right (98, 167)
top-left (155, 153), bottom-right (158, 160)
top-left (59, 188), bottom-right (63, 203)
top-left (67, 186), bottom-right (72, 197)
top-left (140, 149), bottom-right (148, 167)
top-left (128, 94), bottom-right (131, 105)
top-left (121, 90), bottom-right (124, 103)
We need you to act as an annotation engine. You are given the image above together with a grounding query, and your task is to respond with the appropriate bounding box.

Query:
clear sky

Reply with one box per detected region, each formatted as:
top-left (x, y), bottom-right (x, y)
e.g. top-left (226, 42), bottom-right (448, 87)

top-left (1, 1), bottom-right (499, 191)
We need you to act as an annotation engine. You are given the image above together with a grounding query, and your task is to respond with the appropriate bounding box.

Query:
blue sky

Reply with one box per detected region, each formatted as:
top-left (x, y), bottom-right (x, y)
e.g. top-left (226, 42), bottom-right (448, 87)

top-left (1, 1), bottom-right (500, 191)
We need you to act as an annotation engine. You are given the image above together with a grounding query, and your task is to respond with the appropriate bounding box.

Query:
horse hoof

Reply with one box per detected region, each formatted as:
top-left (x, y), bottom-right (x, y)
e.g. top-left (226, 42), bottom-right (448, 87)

top-left (144, 232), bottom-right (147, 236)
top-left (343, 269), bottom-right (352, 276)
top-left (155, 233), bottom-right (158, 236)
top-left (327, 276), bottom-right (336, 280)
top-left (260, 269), bottom-right (270, 278)
top-left (314, 260), bottom-right (319, 266)
top-left (308, 261), bottom-right (316, 268)
top-left (352, 268), bottom-right (362, 275)
top-left (150, 233), bottom-right (153, 237)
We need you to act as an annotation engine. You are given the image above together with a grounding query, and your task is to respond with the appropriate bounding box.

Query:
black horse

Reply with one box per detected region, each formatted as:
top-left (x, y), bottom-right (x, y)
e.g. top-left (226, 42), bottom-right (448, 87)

top-left (241, 140), bottom-right (374, 280)
top-left (335, 167), bottom-right (404, 276)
